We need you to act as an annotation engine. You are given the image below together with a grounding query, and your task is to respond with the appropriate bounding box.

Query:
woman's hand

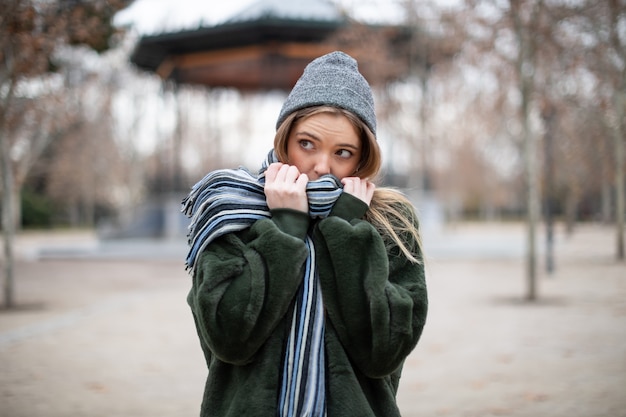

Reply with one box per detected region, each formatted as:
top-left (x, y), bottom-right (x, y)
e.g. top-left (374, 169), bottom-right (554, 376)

top-left (341, 177), bottom-right (375, 206)
top-left (264, 163), bottom-right (309, 213)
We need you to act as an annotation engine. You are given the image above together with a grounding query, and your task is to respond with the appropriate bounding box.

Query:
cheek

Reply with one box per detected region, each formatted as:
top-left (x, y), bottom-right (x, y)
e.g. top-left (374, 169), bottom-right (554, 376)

top-left (285, 139), bottom-right (297, 163)
top-left (332, 165), bottom-right (357, 179)
top-left (286, 147), bottom-right (307, 171)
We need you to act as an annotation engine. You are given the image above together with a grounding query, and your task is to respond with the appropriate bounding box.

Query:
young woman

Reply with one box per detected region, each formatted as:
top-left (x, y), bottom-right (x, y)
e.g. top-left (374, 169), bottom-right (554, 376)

top-left (183, 51), bottom-right (428, 417)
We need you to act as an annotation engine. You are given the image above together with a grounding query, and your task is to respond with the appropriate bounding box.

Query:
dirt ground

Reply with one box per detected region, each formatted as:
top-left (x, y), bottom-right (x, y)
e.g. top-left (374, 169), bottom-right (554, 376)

top-left (0, 223), bottom-right (625, 417)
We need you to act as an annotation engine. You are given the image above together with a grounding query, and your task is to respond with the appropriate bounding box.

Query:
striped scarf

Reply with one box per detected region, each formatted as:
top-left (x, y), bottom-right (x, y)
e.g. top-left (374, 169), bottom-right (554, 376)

top-left (182, 150), bottom-right (341, 417)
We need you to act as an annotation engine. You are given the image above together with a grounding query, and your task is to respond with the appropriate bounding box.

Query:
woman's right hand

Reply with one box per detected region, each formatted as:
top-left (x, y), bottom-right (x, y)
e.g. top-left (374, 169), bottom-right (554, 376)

top-left (264, 163), bottom-right (309, 213)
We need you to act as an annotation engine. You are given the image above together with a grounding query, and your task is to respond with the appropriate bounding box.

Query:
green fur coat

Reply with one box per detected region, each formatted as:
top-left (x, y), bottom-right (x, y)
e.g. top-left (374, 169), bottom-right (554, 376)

top-left (187, 193), bottom-right (428, 416)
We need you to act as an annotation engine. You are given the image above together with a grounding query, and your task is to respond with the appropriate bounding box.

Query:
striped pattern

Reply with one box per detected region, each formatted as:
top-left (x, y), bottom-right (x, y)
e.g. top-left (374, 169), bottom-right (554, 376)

top-left (278, 236), bottom-right (326, 417)
top-left (181, 150), bottom-right (341, 417)
top-left (182, 150), bottom-right (342, 274)
top-left (182, 167), bottom-right (270, 274)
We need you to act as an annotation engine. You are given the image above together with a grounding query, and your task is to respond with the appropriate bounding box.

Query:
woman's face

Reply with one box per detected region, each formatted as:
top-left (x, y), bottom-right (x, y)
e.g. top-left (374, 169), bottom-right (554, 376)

top-left (286, 112), bottom-right (362, 181)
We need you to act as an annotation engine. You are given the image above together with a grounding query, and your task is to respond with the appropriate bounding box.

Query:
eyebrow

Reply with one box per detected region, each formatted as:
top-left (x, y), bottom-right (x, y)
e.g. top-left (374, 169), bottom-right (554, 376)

top-left (338, 143), bottom-right (360, 151)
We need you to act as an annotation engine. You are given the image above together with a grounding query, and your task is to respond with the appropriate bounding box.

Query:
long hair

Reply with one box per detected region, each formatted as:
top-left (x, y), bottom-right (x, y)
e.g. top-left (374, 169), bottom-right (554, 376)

top-left (274, 106), bottom-right (423, 264)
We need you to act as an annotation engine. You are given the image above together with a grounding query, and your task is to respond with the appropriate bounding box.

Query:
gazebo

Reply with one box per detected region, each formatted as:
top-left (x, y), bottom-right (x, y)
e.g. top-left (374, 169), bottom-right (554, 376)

top-left (120, 0), bottom-right (450, 239)
top-left (129, 0), bottom-right (412, 91)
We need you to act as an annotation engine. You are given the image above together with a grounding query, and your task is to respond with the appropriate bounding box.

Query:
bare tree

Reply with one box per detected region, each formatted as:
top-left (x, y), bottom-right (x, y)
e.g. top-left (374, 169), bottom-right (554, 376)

top-left (603, 0), bottom-right (625, 260)
top-left (435, 0), bottom-right (625, 297)
top-left (437, 0), bottom-right (549, 299)
top-left (510, 0), bottom-right (547, 299)
top-left (359, 0), bottom-right (623, 273)
top-left (0, 0), bottom-right (130, 309)
top-left (540, 0), bottom-right (625, 258)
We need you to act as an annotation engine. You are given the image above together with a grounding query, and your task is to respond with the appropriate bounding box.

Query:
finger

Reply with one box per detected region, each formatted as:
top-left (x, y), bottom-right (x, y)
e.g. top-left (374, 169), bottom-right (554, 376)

top-left (296, 173), bottom-right (309, 190)
top-left (265, 163), bottom-right (283, 183)
top-left (352, 179), bottom-right (366, 199)
top-left (341, 177), bottom-right (375, 206)
top-left (365, 181), bottom-right (376, 203)
top-left (341, 177), bottom-right (357, 186)
top-left (273, 164), bottom-right (290, 183)
top-left (275, 164), bottom-right (299, 183)
top-left (285, 165), bottom-right (301, 184)
top-left (341, 177), bottom-right (354, 194)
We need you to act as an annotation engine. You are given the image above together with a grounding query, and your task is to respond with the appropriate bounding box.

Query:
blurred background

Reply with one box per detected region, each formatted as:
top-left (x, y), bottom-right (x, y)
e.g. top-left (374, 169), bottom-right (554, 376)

top-left (1, 0), bottom-right (625, 255)
top-left (0, 0), bottom-right (625, 416)
top-left (1, 0), bottom-right (624, 255)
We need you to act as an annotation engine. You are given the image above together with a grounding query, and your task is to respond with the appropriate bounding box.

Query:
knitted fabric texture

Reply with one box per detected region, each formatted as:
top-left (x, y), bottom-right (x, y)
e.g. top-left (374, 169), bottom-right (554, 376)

top-left (181, 150), bottom-right (343, 275)
top-left (276, 51), bottom-right (377, 136)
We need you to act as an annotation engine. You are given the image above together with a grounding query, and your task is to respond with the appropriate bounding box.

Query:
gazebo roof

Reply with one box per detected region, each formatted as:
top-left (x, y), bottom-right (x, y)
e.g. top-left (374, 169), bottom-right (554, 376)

top-left (130, 0), bottom-right (352, 91)
top-left (225, 0), bottom-right (344, 24)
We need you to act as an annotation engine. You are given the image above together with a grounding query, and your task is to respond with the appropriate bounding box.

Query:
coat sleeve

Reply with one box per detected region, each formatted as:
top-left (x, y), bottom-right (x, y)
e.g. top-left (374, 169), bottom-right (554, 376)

top-left (187, 210), bottom-right (310, 365)
top-left (314, 194), bottom-right (428, 378)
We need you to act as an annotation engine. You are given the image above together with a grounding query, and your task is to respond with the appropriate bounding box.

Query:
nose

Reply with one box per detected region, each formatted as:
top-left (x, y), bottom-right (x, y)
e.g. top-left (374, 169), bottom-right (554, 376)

top-left (313, 155), bottom-right (330, 178)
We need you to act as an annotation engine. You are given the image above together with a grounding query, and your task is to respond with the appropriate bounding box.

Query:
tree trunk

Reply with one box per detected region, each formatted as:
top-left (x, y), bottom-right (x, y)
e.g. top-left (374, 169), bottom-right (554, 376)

top-left (614, 90), bottom-right (625, 260)
top-left (542, 102), bottom-right (556, 274)
top-left (565, 189), bottom-right (578, 235)
top-left (601, 178), bottom-right (612, 224)
top-left (513, 0), bottom-right (541, 301)
top-left (523, 82), bottom-right (540, 300)
top-left (12, 185), bottom-right (21, 232)
top-left (1, 130), bottom-right (16, 309)
top-left (608, 0), bottom-right (625, 261)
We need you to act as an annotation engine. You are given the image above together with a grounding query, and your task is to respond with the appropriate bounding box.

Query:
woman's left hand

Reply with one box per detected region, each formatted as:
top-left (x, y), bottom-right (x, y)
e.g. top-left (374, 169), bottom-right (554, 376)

top-left (341, 177), bottom-right (375, 206)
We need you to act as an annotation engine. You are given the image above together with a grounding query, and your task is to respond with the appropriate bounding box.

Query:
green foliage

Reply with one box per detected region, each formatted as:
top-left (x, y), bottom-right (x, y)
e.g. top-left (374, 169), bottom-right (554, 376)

top-left (21, 188), bottom-right (56, 229)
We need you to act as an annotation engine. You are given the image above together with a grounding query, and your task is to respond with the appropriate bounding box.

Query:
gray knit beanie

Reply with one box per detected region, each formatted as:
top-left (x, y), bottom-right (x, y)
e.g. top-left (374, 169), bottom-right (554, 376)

top-left (276, 51), bottom-right (376, 136)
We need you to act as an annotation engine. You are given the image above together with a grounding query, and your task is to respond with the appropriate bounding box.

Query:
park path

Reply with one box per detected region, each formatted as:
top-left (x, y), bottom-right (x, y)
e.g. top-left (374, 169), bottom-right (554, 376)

top-left (1, 223), bottom-right (625, 417)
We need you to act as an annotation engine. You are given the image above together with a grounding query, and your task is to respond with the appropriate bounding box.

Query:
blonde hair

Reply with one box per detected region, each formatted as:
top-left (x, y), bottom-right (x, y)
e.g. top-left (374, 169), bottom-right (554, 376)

top-left (274, 106), bottom-right (423, 264)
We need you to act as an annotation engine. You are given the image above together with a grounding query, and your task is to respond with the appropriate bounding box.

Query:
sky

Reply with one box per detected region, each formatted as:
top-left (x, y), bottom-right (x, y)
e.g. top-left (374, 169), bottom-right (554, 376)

top-left (111, 0), bottom-right (461, 172)
top-left (113, 0), bottom-right (415, 35)
top-left (111, 0), bottom-right (412, 165)
top-left (114, 0), bottom-right (257, 34)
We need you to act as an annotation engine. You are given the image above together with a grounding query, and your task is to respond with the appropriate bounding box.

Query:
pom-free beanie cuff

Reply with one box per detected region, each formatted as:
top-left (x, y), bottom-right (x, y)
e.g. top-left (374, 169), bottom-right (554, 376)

top-left (276, 51), bottom-right (377, 136)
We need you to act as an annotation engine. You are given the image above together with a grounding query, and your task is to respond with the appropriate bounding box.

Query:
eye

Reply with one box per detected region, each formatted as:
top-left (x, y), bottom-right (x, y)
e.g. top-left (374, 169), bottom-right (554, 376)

top-left (299, 139), bottom-right (314, 150)
top-left (336, 149), bottom-right (353, 159)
